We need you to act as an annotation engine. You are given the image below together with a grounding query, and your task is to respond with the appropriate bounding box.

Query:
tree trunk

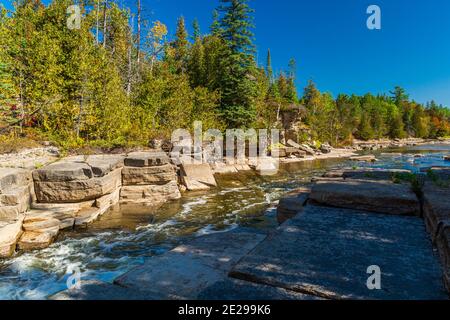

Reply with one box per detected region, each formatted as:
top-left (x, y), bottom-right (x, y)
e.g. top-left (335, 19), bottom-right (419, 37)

top-left (103, 0), bottom-right (108, 49)
top-left (137, 0), bottom-right (141, 67)
top-left (95, 0), bottom-right (100, 45)
top-left (126, 14), bottom-right (134, 96)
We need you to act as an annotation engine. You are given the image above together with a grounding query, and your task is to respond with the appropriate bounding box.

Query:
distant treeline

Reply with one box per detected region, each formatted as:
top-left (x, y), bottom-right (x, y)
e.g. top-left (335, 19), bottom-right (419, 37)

top-left (0, 0), bottom-right (448, 150)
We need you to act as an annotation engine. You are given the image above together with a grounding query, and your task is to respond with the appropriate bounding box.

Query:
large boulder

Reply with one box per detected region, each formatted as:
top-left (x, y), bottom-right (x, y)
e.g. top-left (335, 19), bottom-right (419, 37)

top-left (309, 179), bottom-right (420, 216)
top-left (180, 163), bottom-right (217, 191)
top-left (0, 168), bottom-right (32, 193)
top-left (122, 164), bottom-right (176, 186)
top-left (120, 181), bottom-right (181, 205)
top-left (34, 168), bottom-right (122, 203)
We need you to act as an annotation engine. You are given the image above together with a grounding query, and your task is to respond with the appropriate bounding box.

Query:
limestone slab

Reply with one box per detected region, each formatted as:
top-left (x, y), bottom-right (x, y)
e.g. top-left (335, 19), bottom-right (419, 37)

top-left (34, 168), bottom-right (122, 203)
top-left (309, 179), bottom-right (420, 216)
top-left (114, 230), bottom-right (266, 299)
top-left (230, 206), bottom-right (446, 300)
top-left (18, 231), bottom-right (54, 251)
top-left (124, 152), bottom-right (170, 167)
top-left (197, 279), bottom-right (319, 300)
top-left (120, 181), bottom-right (181, 204)
top-left (122, 164), bottom-right (176, 186)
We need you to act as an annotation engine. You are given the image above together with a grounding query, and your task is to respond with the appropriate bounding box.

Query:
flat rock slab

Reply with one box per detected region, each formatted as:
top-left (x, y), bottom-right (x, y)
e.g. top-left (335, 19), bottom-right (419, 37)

top-left (230, 206), bottom-right (447, 300)
top-left (309, 179), bottom-right (420, 216)
top-left (124, 151), bottom-right (170, 167)
top-left (33, 155), bottom-right (124, 181)
top-left (423, 183), bottom-right (450, 238)
top-left (197, 279), bottom-right (319, 300)
top-left (114, 230), bottom-right (267, 299)
top-left (50, 280), bottom-right (160, 300)
top-left (120, 181), bottom-right (181, 205)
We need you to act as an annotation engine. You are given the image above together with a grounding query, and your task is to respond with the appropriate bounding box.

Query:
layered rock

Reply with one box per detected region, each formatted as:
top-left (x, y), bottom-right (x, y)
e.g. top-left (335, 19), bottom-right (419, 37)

top-left (309, 179), bottom-right (420, 216)
top-left (120, 152), bottom-right (180, 206)
top-left (33, 155), bottom-right (124, 203)
top-left (0, 168), bottom-right (33, 222)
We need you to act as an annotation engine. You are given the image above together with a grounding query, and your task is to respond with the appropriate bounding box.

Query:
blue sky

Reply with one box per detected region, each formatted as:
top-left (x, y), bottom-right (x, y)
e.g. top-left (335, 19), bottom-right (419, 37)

top-left (2, 0), bottom-right (450, 106)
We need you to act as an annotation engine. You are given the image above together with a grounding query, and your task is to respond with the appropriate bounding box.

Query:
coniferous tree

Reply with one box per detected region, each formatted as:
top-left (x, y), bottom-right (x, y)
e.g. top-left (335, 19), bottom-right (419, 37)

top-left (217, 0), bottom-right (257, 127)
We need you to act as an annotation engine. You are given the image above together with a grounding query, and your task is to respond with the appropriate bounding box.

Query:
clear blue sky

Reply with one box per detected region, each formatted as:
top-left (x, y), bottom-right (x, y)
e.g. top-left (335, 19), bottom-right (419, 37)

top-left (2, 0), bottom-right (450, 106)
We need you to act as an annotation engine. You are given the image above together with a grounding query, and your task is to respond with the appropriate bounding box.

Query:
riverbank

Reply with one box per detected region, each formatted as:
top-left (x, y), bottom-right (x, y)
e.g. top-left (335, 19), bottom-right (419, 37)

top-left (51, 165), bottom-right (450, 300)
top-left (0, 139), bottom-right (443, 295)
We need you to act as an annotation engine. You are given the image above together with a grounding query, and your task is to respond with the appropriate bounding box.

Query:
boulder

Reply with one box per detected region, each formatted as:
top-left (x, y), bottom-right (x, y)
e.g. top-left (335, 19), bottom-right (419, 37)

top-left (120, 181), bottom-right (181, 205)
top-left (0, 168), bottom-right (32, 193)
top-left (122, 164), bottom-right (176, 186)
top-left (0, 218), bottom-right (23, 258)
top-left (0, 185), bottom-right (31, 206)
top-left (23, 216), bottom-right (61, 234)
top-left (124, 152), bottom-right (170, 167)
top-left (349, 155), bottom-right (377, 162)
top-left (180, 163), bottom-right (217, 191)
top-left (277, 187), bottom-right (310, 224)
top-left (18, 231), bottom-right (54, 251)
top-left (287, 140), bottom-right (315, 155)
top-left (309, 179), bottom-right (420, 216)
top-left (34, 168), bottom-right (122, 203)
top-left (445, 155), bottom-right (450, 161)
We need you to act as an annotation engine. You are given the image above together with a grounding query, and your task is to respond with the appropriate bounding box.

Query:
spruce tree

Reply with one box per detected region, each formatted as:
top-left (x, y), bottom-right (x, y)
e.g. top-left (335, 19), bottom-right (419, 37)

top-left (192, 18), bottom-right (201, 41)
top-left (173, 16), bottom-right (189, 73)
top-left (217, 0), bottom-right (257, 127)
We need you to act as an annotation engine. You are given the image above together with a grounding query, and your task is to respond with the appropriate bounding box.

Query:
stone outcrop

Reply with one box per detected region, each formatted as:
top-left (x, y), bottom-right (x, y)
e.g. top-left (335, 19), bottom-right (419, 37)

top-left (120, 152), bottom-right (180, 206)
top-left (180, 163), bottom-right (217, 191)
top-left (309, 179), bottom-right (420, 216)
top-left (113, 230), bottom-right (280, 300)
top-left (122, 164), bottom-right (176, 186)
top-left (230, 205), bottom-right (446, 300)
top-left (33, 155), bottom-right (124, 203)
top-left (0, 168), bottom-right (33, 222)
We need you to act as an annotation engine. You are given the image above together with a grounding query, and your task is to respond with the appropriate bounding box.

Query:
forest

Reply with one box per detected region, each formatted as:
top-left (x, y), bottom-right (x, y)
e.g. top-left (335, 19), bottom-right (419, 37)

top-left (0, 0), bottom-right (449, 151)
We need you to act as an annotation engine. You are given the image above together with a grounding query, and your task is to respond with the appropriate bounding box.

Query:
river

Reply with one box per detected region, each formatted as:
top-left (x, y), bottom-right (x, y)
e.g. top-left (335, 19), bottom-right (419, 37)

top-left (0, 144), bottom-right (449, 300)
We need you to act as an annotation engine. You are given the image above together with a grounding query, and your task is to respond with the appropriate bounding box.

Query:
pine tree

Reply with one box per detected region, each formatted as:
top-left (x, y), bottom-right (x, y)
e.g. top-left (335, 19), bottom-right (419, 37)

top-left (192, 18), bottom-right (201, 41)
top-left (173, 16), bottom-right (189, 73)
top-left (210, 9), bottom-right (221, 36)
